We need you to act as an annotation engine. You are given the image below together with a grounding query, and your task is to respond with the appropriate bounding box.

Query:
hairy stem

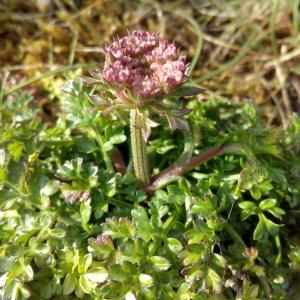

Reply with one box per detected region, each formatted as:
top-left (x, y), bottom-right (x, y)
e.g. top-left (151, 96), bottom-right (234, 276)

top-left (130, 109), bottom-right (150, 187)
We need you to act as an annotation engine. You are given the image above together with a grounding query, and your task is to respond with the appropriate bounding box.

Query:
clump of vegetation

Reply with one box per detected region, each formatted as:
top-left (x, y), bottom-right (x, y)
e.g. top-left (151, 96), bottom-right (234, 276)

top-left (1, 57), bottom-right (300, 298)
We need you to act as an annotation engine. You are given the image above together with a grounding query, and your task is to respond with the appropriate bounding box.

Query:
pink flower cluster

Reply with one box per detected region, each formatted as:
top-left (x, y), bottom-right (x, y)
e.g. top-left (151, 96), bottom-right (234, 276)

top-left (103, 30), bottom-right (188, 100)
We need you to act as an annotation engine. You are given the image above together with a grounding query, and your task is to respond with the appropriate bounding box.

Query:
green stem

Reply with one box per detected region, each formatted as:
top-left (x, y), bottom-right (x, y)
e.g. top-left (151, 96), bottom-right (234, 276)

top-left (130, 109), bottom-right (150, 187)
top-left (92, 124), bottom-right (113, 172)
top-left (224, 222), bottom-right (247, 249)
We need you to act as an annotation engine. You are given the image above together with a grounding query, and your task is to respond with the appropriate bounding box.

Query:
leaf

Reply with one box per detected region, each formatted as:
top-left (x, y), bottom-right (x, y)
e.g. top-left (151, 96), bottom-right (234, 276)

top-left (167, 238), bottom-right (183, 254)
top-left (166, 185), bottom-right (186, 205)
top-left (77, 253), bottom-right (92, 274)
top-left (238, 201), bottom-right (257, 210)
top-left (88, 235), bottom-right (115, 260)
top-left (166, 113), bottom-right (190, 133)
top-left (40, 180), bottom-right (60, 196)
top-left (0, 149), bottom-right (8, 181)
top-left (131, 207), bottom-right (152, 242)
top-left (80, 199), bottom-right (92, 227)
top-left (259, 199), bottom-right (277, 211)
top-left (19, 285), bottom-right (31, 298)
top-left (253, 219), bottom-right (266, 240)
top-left (3, 280), bottom-right (19, 300)
top-left (138, 274), bottom-right (154, 288)
top-left (63, 273), bottom-right (76, 295)
top-left (207, 268), bottom-right (222, 294)
top-left (268, 207), bottom-right (285, 220)
top-left (241, 210), bottom-right (256, 221)
top-left (80, 76), bottom-right (100, 84)
top-left (7, 142), bottom-right (24, 161)
top-left (180, 244), bottom-right (206, 266)
top-left (102, 217), bottom-right (136, 240)
top-left (125, 291), bottom-right (137, 300)
top-left (75, 279), bottom-right (85, 298)
top-left (22, 265), bottom-right (34, 281)
top-left (84, 267), bottom-right (108, 283)
top-left (263, 216), bottom-right (282, 236)
top-left (56, 158), bottom-right (83, 180)
top-left (60, 184), bottom-right (90, 204)
top-left (184, 222), bottom-right (214, 244)
top-left (171, 85), bottom-right (205, 97)
top-left (242, 280), bottom-right (259, 300)
top-left (49, 228), bottom-right (66, 238)
top-left (250, 186), bottom-right (262, 200)
top-left (150, 256), bottom-right (171, 271)
top-left (104, 127), bottom-right (127, 151)
top-left (79, 274), bottom-right (94, 294)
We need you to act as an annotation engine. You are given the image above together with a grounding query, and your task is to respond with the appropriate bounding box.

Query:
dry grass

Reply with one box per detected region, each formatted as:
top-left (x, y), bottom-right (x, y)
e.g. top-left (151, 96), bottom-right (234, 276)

top-left (1, 0), bottom-right (299, 125)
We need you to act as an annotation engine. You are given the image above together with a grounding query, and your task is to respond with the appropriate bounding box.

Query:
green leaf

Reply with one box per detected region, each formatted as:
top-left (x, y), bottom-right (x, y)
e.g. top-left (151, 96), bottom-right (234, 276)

top-left (212, 253), bottom-right (226, 269)
top-left (125, 291), bottom-right (137, 300)
top-left (0, 149), bottom-right (8, 181)
top-left (84, 267), bottom-right (108, 283)
top-left (242, 280), bottom-right (259, 299)
top-left (104, 127), bottom-right (127, 151)
top-left (263, 216), bottom-right (282, 236)
top-left (241, 209), bottom-right (256, 221)
top-left (22, 265), bottom-right (34, 281)
top-left (268, 207), bottom-right (285, 220)
top-left (7, 142), bottom-right (24, 161)
top-left (238, 201), bottom-right (257, 210)
top-left (207, 268), bottom-right (222, 294)
top-left (138, 274), bottom-right (154, 288)
top-left (63, 273), bottom-right (76, 295)
top-left (80, 199), bottom-right (92, 229)
top-left (259, 199), bottom-right (277, 211)
top-left (167, 238), bottom-right (183, 254)
top-left (150, 256), bottom-right (171, 271)
top-left (40, 180), bottom-right (60, 196)
top-left (75, 278), bottom-right (85, 298)
top-left (181, 244), bottom-right (206, 266)
top-left (171, 85), bottom-right (205, 97)
top-left (250, 186), bottom-right (262, 200)
top-left (102, 217), bottom-right (136, 240)
top-left (78, 253), bottom-right (92, 274)
top-left (132, 207), bottom-right (152, 242)
top-left (185, 222), bottom-right (214, 244)
top-left (49, 229), bottom-right (66, 238)
top-left (166, 185), bottom-right (186, 205)
top-left (88, 235), bottom-right (115, 260)
top-left (79, 275), bottom-right (94, 294)
top-left (3, 280), bottom-right (19, 300)
top-left (253, 219), bottom-right (266, 240)
top-left (19, 285), bottom-right (31, 298)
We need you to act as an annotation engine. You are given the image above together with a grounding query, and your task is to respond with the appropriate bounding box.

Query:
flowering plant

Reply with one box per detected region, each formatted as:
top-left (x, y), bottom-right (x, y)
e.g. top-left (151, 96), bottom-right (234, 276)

top-left (84, 30), bottom-right (204, 187)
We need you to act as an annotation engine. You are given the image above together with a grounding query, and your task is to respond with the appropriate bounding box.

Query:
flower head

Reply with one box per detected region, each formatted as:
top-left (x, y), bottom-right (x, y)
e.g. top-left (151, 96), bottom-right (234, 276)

top-left (102, 30), bottom-right (188, 101)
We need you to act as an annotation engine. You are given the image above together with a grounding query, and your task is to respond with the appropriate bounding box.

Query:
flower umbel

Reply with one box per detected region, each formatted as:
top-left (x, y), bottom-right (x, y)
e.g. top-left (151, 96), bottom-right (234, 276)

top-left (103, 30), bottom-right (188, 101)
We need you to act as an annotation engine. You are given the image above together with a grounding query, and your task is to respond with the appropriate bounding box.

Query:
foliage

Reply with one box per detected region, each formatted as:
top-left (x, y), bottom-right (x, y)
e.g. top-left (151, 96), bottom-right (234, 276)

top-left (0, 80), bottom-right (300, 300)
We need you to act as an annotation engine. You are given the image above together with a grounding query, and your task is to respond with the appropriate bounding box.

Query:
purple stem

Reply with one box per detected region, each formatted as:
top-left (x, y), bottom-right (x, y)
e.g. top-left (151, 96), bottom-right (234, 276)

top-left (146, 145), bottom-right (227, 192)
